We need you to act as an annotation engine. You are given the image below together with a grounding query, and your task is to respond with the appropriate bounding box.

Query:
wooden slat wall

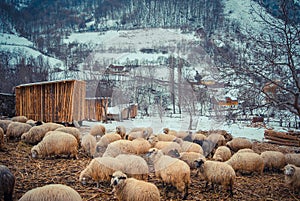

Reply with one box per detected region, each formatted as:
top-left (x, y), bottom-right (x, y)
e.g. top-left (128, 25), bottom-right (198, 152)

top-left (85, 98), bottom-right (108, 121)
top-left (15, 80), bottom-right (86, 123)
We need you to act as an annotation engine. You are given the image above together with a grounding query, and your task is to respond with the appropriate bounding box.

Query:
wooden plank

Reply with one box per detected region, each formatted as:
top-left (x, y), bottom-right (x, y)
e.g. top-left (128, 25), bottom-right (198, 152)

top-left (265, 130), bottom-right (299, 140)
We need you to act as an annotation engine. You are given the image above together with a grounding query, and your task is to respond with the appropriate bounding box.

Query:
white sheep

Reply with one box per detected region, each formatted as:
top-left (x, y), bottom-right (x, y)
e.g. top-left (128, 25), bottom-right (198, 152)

top-left (81, 134), bottom-right (97, 157)
top-left (226, 137), bottom-right (253, 152)
top-left (206, 133), bottom-right (226, 148)
top-left (285, 153), bottom-right (300, 167)
top-left (155, 133), bottom-right (176, 141)
top-left (55, 127), bottom-right (81, 144)
top-left (174, 138), bottom-right (203, 154)
top-left (18, 184), bottom-right (82, 201)
top-left (193, 133), bottom-right (207, 141)
top-left (6, 121), bottom-right (32, 139)
top-left (125, 130), bottom-right (150, 141)
top-left (148, 135), bottom-right (182, 155)
top-left (147, 148), bottom-right (190, 199)
top-left (236, 148), bottom-right (254, 153)
top-left (79, 156), bottom-right (121, 187)
top-left (212, 146), bottom-right (232, 162)
top-left (116, 125), bottom-right (126, 139)
top-left (21, 126), bottom-right (48, 144)
top-left (116, 154), bottom-right (149, 181)
top-left (41, 122), bottom-right (64, 132)
top-left (195, 159), bottom-right (236, 196)
top-left (11, 115), bottom-right (27, 123)
top-left (0, 119), bottom-right (12, 133)
top-left (163, 128), bottom-right (189, 139)
top-left (31, 131), bottom-right (78, 159)
top-left (90, 124), bottom-right (106, 138)
top-left (0, 127), bottom-right (4, 150)
top-left (179, 152), bottom-right (206, 169)
top-left (95, 133), bottom-right (122, 157)
top-left (226, 152), bottom-right (264, 175)
top-left (284, 164), bottom-right (300, 192)
top-left (0, 165), bottom-right (15, 201)
top-left (131, 138), bottom-right (152, 155)
top-left (260, 151), bottom-right (286, 171)
top-left (102, 140), bottom-right (136, 157)
top-left (111, 171), bottom-right (160, 201)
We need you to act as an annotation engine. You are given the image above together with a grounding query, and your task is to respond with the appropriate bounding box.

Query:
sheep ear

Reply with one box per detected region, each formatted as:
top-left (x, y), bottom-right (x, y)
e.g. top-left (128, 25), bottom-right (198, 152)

top-left (290, 166), bottom-right (296, 174)
top-left (119, 176), bottom-right (126, 180)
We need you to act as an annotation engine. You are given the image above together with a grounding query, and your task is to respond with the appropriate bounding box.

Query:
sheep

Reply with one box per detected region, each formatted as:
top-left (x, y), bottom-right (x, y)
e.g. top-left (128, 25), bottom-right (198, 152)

top-left (163, 128), bottom-right (189, 139)
top-left (79, 157), bottom-right (122, 187)
top-left (20, 126), bottom-right (48, 144)
top-left (90, 124), bottom-right (106, 138)
top-left (193, 133), bottom-right (207, 141)
top-left (0, 119), bottom-right (12, 134)
top-left (284, 164), bottom-right (300, 192)
top-left (116, 125), bottom-right (126, 139)
top-left (11, 115), bottom-right (27, 123)
top-left (206, 133), bottom-right (226, 148)
top-left (209, 130), bottom-right (233, 142)
top-left (260, 151), bottom-right (286, 171)
top-left (125, 130), bottom-right (150, 141)
top-left (41, 122), bottom-right (64, 132)
top-left (285, 153), bottom-right (300, 167)
top-left (103, 140), bottom-right (136, 157)
top-left (226, 137), bottom-right (253, 152)
top-left (212, 146), bottom-right (232, 162)
top-left (0, 165), bottom-right (15, 201)
top-left (111, 171), bottom-right (160, 201)
top-left (174, 138), bottom-right (203, 154)
top-left (95, 133), bottom-right (122, 157)
top-left (31, 131), bottom-right (78, 159)
top-left (236, 148), bottom-right (254, 153)
top-left (116, 154), bottom-right (149, 181)
top-left (25, 119), bottom-right (36, 126)
top-left (55, 127), bottom-right (81, 144)
top-left (18, 184), bottom-right (82, 201)
top-left (155, 133), bottom-right (176, 141)
top-left (179, 152), bottom-right (206, 169)
top-left (0, 127), bottom-right (4, 150)
top-left (131, 138), bottom-right (152, 155)
top-left (226, 152), bottom-right (264, 175)
top-left (6, 122), bottom-right (32, 139)
top-left (195, 159), bottom-right (236, 196)
top-left (81, 134), bottom-right (97, 157)
top-left (147, 148), bottom-right (190, 199)
top-left (148, 135), bottom-right (182, 155)
top-left (193, 139), bottom-right (215, 157)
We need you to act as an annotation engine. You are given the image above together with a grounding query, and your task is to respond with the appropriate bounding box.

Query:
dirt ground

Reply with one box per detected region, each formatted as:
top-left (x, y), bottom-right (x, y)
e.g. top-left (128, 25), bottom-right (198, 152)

top-left (1, 126), bottom-right (300, 201)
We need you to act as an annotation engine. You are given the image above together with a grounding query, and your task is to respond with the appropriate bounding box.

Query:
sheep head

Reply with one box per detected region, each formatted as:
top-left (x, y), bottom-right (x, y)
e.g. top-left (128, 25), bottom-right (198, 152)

top-left (110, 171), bottom-right (127, 187)
top-left (284, 164), bottom-right (296, 177)
top-left (31, 146), bottom-right (40, 158)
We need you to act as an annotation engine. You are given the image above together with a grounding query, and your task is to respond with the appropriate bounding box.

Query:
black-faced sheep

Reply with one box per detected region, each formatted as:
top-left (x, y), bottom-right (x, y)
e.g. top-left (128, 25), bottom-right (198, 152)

top-left (0, 127), bottom-right (4, 150)
top-left (147, 148), bottom-right (190, 199)
top-left (11, 115), bottom-right (27, 123)
top-left (18, 184), bottom-right (82, 201)
top-left (115, 154), bottom-right (149, 181)
top-left (6, 122), bottom-right (32, 139)
top-left (212, 146), bottom-right (232, 162)
top-left (285, 153), bottom-right (300, 167)
top-left (81, 134), bottom-right (97, 157)
top-left (226, 137), bottom-right (253, 152)
top-left (111, 171), bottom-right (160, 201)
top-left (0, 165), bottom-right (15, 201)
top-left (195, 159), bottom-right (236, 196)
top-left (55, 127), bottom-right (81, 144)
top-left (226, 152), bottom-right (264, 175)
top-left (95, 133), bottom-right (122, 157)
top-left (116, 125), bottom-right (126, 139)
top-left (31, 131), bottom-right (78, 159)
top-left (260, 151), bottom-right (286, 172)
top-left (21, 126), bottom-right (48, 144)
top-left (79, 157), bottom-right (122, 187)
top-left (90, 124), bottom-right (106, 139)
top-left (284, 164), bottom-right (300, 192)
top-left (0, 119), bottom-right (12, 134)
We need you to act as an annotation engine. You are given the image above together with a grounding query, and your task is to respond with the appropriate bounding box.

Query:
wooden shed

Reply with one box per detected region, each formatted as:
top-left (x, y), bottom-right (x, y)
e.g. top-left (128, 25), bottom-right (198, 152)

top-left (85, 97), bottom-right (109, 121)
top-left (15, 80), bottom-right (86, 123)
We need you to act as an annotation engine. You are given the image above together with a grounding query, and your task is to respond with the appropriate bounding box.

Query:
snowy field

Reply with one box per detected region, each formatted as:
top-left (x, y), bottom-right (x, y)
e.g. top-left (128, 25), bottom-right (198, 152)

top-left (82, 115), bottom-right (267, 142)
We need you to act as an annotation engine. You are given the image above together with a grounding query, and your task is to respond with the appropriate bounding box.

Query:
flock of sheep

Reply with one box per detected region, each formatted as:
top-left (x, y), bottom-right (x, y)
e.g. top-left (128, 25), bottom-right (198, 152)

top-left (0, 115), bottom-right (300, 201)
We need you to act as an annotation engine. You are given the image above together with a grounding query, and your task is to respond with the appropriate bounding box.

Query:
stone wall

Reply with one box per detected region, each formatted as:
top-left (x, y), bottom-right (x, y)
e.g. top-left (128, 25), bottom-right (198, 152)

top-left (0, 93), bottom-right (15, 117)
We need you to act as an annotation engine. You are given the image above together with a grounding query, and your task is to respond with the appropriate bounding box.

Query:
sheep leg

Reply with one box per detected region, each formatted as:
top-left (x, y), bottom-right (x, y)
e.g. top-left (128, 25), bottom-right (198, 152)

top-left (229, 184), bottom-right (234, 197)
top-left (182, 184), bottom-right (189, 200)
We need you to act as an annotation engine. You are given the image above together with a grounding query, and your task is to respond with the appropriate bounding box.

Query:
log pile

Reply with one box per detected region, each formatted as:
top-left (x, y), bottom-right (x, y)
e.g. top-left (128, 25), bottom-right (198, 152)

top-left (264, 129), bottom-right (300, 147)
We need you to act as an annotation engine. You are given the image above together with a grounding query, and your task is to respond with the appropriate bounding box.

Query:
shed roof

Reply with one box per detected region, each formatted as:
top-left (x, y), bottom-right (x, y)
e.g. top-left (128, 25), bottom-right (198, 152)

top-left (16, 79), bottom-right (85, 88)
